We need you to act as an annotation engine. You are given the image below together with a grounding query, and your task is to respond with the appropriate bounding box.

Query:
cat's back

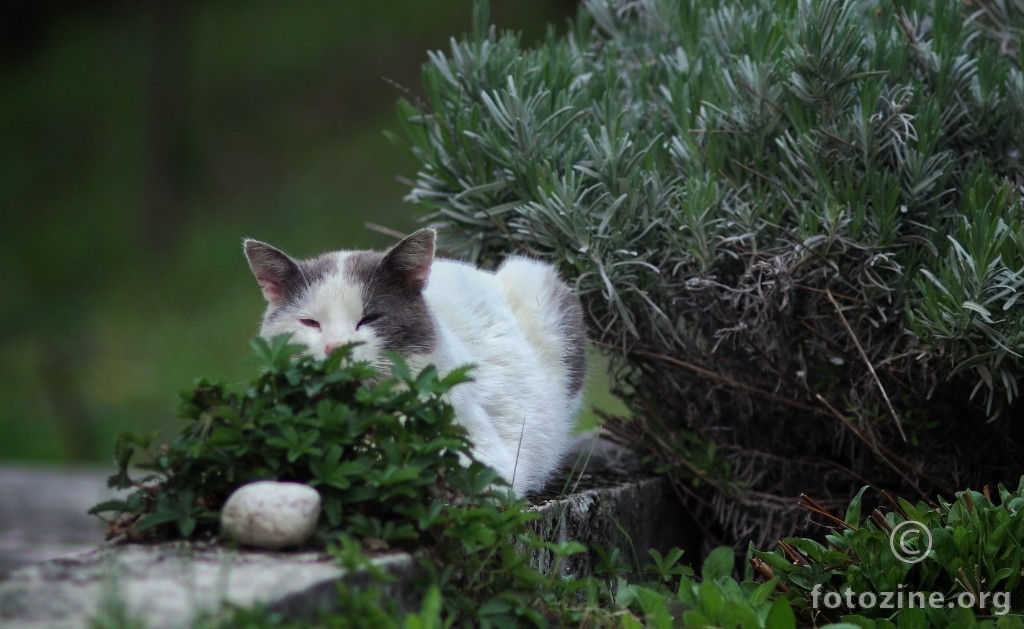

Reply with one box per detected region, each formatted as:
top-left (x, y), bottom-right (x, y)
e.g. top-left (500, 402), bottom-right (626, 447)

top-left (422, 258), bottom-right (506, 329)
top-left (423, 259), bottom-right (520, 355)
top-left (423, 256), bottom-right (585, 398)
top-left (494, 256), bottom-right (586, 397)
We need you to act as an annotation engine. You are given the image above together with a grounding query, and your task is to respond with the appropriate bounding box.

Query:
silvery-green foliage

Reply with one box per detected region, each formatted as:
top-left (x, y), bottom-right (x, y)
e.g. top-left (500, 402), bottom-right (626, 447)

top-left (395, 0), bottom-right (1024, 544)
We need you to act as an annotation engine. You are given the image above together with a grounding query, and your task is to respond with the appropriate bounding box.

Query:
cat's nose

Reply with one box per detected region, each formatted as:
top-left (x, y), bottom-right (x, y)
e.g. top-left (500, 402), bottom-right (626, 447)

top-left (324, 343), bottom-right (340, 355)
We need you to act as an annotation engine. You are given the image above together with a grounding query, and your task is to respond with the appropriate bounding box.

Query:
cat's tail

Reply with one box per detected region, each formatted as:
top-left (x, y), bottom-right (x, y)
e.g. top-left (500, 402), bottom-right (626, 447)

top-left (495, 256), bottom-right (587, 403)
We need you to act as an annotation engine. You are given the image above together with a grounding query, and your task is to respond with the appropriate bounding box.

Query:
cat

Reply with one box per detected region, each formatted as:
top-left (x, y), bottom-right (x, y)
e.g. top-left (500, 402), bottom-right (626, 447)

top-left (243, 228), bottom-right (587, 495)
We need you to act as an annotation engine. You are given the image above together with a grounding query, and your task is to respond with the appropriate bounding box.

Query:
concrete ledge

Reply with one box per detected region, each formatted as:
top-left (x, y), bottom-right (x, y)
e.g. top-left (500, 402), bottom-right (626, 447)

top-left (528, 476), bottom-right (695, 576)
top-left (0, 470), bottom-right (695, 628)
top-left (0, 465), bottom-right (112, 576)
top-left (1, 543), bottom-right (357, 629)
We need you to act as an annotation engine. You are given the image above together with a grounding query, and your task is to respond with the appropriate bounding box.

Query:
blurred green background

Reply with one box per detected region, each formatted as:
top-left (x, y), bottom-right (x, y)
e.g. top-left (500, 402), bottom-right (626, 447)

top-left (0, 0), bottom-right (585, 464)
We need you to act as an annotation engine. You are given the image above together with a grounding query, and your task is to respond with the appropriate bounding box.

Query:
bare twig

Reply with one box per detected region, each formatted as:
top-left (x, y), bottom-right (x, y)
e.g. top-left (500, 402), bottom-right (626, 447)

top-left (799, 493), bottom-right (854, 531)
top-left (618, 345), bottom-right (818, 414)
top-left (880, 489), bottom-right (907, 517)
top-left (870, 508), bottom-right (893, 533)
top-left (825, 289), bottom-right (907, 441)
top-left (815, 393), bottom-right (944, 498)
top-left (729, 158), bottom-right (798, 210)
top-left (363, 222), bottom-right (408, 240)
top-left (777, 539), bottom-right (809, 565)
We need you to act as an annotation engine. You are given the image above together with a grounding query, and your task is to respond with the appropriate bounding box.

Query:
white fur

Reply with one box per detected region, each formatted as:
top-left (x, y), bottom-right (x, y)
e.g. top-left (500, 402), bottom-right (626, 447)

top-left (414, 256), bottom-right (584, 495)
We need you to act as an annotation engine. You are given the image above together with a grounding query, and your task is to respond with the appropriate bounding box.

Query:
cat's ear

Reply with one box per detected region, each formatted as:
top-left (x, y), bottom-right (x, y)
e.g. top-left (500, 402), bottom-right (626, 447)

top-left (382, 228), bottom-right (435, 290)
top-left (244, 239), bottom-right (304, 305)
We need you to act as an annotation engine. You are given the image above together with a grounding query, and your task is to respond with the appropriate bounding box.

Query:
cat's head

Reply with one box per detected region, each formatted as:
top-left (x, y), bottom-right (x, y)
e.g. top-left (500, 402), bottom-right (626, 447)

top-left (243, 229), bottom-right (438, 368)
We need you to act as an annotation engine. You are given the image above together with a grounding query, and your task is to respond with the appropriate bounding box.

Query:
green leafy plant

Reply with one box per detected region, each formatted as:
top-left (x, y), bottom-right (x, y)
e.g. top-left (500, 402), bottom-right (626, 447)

top-left (674, 546), bottom-right (795, 629)
top-left (753, 482), bottom-right (1024, 627)
top-left (90, 335), bottom-right (488, 549)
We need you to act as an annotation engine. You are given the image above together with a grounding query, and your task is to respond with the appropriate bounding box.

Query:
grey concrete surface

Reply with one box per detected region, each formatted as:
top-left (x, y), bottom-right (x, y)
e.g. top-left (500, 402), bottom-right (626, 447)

top-left (0, 541), bottom-right (417, 629)
top-left (0, 467), bottom-right (695, 628)
top-left (0, 465), bottom-right (114, 578)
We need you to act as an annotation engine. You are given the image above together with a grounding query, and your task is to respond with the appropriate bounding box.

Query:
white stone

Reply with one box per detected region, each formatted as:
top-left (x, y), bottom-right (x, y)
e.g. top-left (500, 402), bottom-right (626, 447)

top-left (220, 481), bottom-right (321, 549)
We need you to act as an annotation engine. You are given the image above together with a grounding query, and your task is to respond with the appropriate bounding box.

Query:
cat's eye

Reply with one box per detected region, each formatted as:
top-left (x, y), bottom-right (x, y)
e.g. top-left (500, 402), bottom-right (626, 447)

top-left (356, 313), bottom-right (381, 329)
top-left (299, 318), bottom-right (321, 330)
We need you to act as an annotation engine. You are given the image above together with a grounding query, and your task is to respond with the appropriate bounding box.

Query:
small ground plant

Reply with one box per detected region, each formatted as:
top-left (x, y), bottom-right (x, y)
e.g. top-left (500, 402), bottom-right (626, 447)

top-left (753, 482), bottom-right (1024, 628)
top-left (90, 335), bottom-right (487, 549)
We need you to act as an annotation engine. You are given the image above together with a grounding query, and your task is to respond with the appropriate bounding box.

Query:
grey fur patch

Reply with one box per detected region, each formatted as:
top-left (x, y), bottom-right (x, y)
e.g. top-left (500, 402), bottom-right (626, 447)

top-left (554, 281), bottom-right (587, 396)
top-left (344, 251), bottom-right (438, 357)
top-left (245, 240), bottom-right (337, 325)
top-left (382, 229), bottom-right (436, 289)
top-left (343, 251), bottom-right (385, 283)
top-left (299, 254), bottom-right (336, 288)
top-left (244, 240), bottom-right (305, 304)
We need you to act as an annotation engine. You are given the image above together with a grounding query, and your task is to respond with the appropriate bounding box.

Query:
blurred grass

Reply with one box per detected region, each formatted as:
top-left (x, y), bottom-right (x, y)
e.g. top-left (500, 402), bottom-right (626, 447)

top-left (0, 0), bottom-right (623, 464)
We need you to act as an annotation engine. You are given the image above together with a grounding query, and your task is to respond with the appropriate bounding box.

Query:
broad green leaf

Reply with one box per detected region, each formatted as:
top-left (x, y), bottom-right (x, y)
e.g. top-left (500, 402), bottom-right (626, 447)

top-left (765, 597), bottom-right (796, 629)
top-left (845, 486), bottom-right (870, 526)
top-left (702, 546), bottom-right (735, 581)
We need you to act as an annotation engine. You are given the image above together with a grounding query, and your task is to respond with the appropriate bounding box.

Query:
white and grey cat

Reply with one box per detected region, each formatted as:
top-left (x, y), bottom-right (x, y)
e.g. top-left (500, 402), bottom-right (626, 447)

top-left (243, 228), bottom-right (587, 495)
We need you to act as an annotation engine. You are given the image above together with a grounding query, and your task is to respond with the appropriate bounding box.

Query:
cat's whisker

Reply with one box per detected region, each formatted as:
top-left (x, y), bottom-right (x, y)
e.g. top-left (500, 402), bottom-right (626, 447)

top-left (510, 413), bottom-right (528, 495)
